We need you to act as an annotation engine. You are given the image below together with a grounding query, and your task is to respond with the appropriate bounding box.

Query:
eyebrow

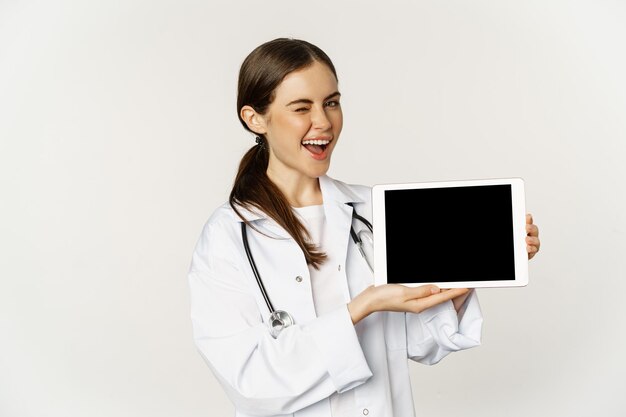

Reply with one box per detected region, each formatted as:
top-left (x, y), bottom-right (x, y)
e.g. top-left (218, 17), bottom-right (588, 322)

top-left (285, 91), bottom-right (341, 107)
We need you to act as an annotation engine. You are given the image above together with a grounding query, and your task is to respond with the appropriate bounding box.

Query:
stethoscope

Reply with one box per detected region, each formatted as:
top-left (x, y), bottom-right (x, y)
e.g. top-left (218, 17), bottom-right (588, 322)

top-left (241, 203), bottom-right (373, 338)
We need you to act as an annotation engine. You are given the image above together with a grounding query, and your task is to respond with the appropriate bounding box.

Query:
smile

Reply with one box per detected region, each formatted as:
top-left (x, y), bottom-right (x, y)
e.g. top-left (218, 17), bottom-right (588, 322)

top-left (301, 138), bottom-right (332, 159)
top-left (302, 139), bottom-right (331, 146)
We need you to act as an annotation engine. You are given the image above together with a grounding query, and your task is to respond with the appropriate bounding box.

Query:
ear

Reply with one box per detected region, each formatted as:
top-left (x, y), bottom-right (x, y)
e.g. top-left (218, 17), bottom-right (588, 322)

top-left (240, 105), bottom-right (267, 135)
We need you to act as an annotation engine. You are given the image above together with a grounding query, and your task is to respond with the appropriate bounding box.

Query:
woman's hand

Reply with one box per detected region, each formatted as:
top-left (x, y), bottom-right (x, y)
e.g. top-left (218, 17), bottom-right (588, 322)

top-left (526, 213), bottom-right (541, 260)
top-left (347, 284), bottom-right (470, 324)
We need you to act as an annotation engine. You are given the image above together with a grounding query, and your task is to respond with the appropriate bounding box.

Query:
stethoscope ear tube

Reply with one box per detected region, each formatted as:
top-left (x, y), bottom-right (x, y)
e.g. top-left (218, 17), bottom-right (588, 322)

top-left (346, 202), bottom-right (373, 232)
top-left (241, 222), bottom-right (276, 314)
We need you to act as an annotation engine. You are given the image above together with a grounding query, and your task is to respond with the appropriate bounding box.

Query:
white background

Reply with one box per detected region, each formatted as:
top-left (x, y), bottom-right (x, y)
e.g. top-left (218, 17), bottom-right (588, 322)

top-left (1, 1), bottom-right (625, 416)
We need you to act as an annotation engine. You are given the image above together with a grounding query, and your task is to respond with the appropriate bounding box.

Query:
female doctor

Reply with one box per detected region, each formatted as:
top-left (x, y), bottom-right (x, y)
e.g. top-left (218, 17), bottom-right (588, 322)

top-left (187, 38), bottom-right (541, 417)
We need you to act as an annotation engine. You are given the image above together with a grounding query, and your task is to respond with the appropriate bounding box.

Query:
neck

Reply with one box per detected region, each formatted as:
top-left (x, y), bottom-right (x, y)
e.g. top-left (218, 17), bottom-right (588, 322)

top-left (267, 170), bottom-right (323, 208)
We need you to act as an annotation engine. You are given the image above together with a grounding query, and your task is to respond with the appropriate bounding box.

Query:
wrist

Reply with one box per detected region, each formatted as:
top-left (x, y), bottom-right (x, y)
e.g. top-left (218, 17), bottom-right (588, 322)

top-left (348, 288), bottom-right (373, 324)
top-left (452, 289), bottom-right (472, 313)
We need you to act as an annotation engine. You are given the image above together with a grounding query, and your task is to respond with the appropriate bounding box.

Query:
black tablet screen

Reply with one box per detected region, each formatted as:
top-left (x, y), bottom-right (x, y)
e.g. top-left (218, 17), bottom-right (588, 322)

top-left (384, 184), bottom-right (515, 283)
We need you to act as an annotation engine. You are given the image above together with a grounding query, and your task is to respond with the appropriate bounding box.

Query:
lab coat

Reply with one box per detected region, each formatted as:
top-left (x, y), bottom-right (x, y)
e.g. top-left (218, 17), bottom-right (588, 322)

top-left (188, 175), bottom-right (483, 417)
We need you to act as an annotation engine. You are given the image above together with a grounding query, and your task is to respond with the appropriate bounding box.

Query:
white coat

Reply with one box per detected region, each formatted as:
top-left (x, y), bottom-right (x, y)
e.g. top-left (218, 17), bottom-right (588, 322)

top-left (188, 175), bottom-right (483, 417)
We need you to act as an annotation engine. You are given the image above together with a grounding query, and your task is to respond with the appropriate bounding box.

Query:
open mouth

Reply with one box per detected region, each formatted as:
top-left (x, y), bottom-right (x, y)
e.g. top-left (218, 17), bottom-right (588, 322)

top-left (301, 138), bottom-right (331, 156)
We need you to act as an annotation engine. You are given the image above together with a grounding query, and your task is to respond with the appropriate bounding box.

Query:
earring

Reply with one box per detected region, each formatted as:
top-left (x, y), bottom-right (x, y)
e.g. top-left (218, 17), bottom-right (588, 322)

top-left (255, 136), bottom-right (266, 149)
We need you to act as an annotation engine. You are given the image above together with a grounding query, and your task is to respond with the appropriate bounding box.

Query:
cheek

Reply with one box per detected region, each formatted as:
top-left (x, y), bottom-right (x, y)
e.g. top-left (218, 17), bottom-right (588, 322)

top-left (331, 111), bottom-right (343, 133)
top-left (272, 113), bottom-right (310, 136)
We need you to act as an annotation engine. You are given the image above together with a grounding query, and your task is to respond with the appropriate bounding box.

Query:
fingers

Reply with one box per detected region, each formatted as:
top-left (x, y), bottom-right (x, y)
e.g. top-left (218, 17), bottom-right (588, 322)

top-left (440, 288), bottom-right (471, 298)
top-left (368, 284), bottom-right (440, 312)
top-left (403, 284), bottom-right (441, 299)
top-left (402, 285), bottom-right (468, 301)
top-left (526, 223), bottom-right (539, 237)
top-left (525, 213), bottom-right (540, 259)
top-left (526, 236), bottom-right (540, 247)
top-left (367, 284), bottom-right (472, 315)
top-left (405, 287), bottom-right (470, 313)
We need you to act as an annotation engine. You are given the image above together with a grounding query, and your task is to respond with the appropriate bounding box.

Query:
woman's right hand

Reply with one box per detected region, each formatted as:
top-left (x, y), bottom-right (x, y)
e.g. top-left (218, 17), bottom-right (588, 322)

top-left (347, 284), bottom-right (470, 324)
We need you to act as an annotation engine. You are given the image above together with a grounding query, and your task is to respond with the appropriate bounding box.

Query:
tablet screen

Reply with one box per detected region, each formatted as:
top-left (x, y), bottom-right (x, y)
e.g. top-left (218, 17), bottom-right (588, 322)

top-left (384, 184), bottom-right (515, 284)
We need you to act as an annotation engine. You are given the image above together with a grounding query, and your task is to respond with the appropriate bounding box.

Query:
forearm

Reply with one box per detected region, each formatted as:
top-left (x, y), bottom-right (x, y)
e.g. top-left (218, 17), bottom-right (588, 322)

top-left (452, 289), bottom-right (474, 313)
top-left (347, 286), bottom-right (374, 324)
top-left (347, 284), bottom-right (469, 324)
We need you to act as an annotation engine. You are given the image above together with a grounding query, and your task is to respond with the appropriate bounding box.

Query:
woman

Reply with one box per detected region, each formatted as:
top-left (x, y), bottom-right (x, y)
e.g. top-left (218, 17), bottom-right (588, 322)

top-left (188, 37), bottom-right (541, 417)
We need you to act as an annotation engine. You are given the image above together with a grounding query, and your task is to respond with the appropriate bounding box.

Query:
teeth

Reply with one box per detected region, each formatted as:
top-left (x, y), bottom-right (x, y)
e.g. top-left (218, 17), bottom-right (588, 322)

top-left (302, 139), bottom-right (330, 145)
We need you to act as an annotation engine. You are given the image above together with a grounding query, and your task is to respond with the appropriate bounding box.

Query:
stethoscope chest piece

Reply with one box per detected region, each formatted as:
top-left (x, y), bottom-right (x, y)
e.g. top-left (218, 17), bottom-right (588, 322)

top-left (269, 310), bottom-right (294, 338)
top-left (354, 227), bottom-right (374, 273)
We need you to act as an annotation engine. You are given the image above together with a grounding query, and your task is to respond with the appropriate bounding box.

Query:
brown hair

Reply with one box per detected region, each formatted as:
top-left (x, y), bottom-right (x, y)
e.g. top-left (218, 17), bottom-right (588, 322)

top-left (229, 38), bottom-right (338, 269)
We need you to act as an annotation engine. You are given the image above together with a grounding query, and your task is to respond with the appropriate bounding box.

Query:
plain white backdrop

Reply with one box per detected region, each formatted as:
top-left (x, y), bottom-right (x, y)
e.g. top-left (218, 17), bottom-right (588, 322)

top-left (1, 1), bottom-right (625, 416)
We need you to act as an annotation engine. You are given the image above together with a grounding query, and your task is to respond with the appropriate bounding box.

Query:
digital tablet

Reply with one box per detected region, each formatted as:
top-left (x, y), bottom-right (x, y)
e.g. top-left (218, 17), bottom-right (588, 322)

top-left (371, 177), bottom-right (529, 288)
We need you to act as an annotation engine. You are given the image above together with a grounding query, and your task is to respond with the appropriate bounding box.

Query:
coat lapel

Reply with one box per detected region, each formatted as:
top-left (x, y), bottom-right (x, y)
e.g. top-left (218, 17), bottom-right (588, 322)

top-left (234, 176), bottom-right (367, 324)
top-left (320, 176), bottom-right (366, 302)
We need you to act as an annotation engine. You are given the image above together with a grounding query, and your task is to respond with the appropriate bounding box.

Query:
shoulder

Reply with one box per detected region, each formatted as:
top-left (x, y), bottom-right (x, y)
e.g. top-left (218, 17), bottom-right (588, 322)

top-left (191, 202), bottom-right (241, 266)
top-left (334, 178), bottom-right (372, 198)
top-left (188, 203), bottom-right (255, 294)
top-left (201, 202), bottom-right (239, 234)
top-left (194, 200), bottom-right (270, 251)
top-left (322, 175), bottom-right (372, 203)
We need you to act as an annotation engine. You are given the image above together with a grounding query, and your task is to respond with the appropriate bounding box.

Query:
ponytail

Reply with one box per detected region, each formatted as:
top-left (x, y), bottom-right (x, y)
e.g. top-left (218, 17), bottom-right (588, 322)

top-left (229, 140), bottom-right (327, 269)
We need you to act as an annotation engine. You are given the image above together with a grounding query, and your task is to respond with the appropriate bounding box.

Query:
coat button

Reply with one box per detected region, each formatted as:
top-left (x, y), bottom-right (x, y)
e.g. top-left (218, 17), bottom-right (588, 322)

top-left (295, 276), bottom-right (303, 282)
top-left (362, 409), bottom-right (369, 415)
top-left (338, 264), bottom-right (341, 271)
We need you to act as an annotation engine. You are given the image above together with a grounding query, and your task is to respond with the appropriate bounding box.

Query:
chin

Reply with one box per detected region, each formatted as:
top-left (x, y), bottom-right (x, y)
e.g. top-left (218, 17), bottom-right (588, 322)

top-left (313, 163), bottom-right (331, 176)
top-left (304, 168), bottom-right (329, 180)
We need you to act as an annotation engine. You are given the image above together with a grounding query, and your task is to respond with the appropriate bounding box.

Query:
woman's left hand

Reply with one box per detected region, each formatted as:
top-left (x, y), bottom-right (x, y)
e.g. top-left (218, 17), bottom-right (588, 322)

top-left (526, 213), bottom-right (540, 260)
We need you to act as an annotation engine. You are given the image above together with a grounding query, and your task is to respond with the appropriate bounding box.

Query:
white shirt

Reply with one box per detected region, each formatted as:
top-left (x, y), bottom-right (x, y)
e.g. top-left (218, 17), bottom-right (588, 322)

top-left (294, 204), bottom-right (355, 417)
top-left (188, 175), bottom-right (483, 417)
top-left (293, 204), bottom-right (344, 317)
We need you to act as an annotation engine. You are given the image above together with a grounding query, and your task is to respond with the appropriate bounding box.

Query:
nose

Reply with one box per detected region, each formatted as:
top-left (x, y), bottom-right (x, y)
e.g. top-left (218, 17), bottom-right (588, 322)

top-left (311, 105), bottom-right (332, 131)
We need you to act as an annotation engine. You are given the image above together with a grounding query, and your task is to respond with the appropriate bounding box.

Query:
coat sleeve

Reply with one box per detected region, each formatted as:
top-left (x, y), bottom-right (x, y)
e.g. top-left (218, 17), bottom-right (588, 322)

top-left (188, 220), bottom-right (373, 416)
top-left (406, 290), bottom-right (483, 365)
